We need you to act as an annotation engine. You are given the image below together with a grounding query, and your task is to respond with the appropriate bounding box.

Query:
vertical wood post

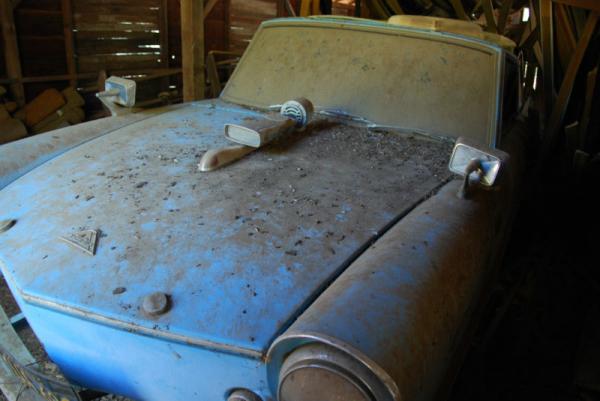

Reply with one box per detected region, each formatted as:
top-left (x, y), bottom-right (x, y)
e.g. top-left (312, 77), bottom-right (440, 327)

top-left (0, 0), bottom-right (25, 106)
top-left (158, 0), bottom-right (170, 91)
top-left (180, 0), bottom-right (204, 101)
top-left (61, 0), bottom-right (77, 88)
top-left (539, 0), bottom-right (554, 120)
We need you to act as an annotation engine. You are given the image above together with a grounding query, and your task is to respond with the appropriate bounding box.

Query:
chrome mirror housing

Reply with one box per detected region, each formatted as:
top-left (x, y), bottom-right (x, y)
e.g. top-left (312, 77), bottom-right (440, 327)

top-left (449, 137), bottom-right (509, 198)
top-left (96, 76), bottom-right (137, 116)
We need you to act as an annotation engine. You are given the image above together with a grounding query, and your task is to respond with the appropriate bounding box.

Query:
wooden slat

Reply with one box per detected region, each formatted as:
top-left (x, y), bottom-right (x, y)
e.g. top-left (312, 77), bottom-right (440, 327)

top-left (75, 37), bottom-right (159, 56)
top-left (204, 0), bottom-right (219, 18)
top-left (1, 304), bottom-right (43, 401)
top-left (72, 3), bottom-right (160, 13)
top-left (74, 0), bottom-right (159, 6)
top-left (75, 30), bottom-right (159, 40)
top-left (0, 0), bottom-right (25, 105)
top-left (543, 12), bottom-right (599, 160)
top-left (497, 0), bottom-right (514, 34)
top-left (539, 0), bottom-right (554, 119)
top-left (180, 0), bottom-right (204, 101)
top-left (579, 67), bottom-right (598, 149)
top-left (552, 0), bottom-right (600, 11)
top-left (61, 0), bottom-right (77, 87)
top-left (481, 0), bottom-right (497, 32)
top-left (77, 53), bottom-right (161, 72)
top-left (450, 0), bottom-right (470, 20)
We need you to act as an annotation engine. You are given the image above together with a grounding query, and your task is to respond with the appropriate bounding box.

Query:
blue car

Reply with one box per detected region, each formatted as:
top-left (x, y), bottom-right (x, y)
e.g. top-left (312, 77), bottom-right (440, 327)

top-left (1, 15), bottom-right (527, 401)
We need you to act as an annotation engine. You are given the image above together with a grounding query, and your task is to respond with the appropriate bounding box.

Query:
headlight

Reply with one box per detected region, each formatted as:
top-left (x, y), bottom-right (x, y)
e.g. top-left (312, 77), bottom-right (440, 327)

top-left (278, 344), bottom-right (377, 401)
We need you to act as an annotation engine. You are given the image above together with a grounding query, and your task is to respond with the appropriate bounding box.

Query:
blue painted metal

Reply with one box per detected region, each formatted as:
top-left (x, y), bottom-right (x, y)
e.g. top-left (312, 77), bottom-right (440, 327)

top-left (267, 180), bottom-right (502, 401)
top-left (0, 111), bottom-right (162, 191)
top-left (0, 95), bottom-right (453, 399)
top-left (0, 16), bottom-right (525, 401)
top-left (2, 273), bottom-right (272, 401)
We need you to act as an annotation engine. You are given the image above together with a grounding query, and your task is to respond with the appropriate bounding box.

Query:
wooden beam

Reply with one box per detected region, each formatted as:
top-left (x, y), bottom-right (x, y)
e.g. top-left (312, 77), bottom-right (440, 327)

top-left (552, 0), bottom-right (600, 12)
top-left (555, 3), bottom-right (577, 52)
top-left (539, 0), bottom-right (554, 119)
top-left (481, 0), bottom-right (498, 32)
top-left (276, 0), bottom-right (285, 17)
top-left (61, 0), bottom-right (77, 88)
top-left (181, 0), bottom-right (205, 101)
top-left (450, 0), bottom-right (470, 20)
top-left (284, 0), bottom-right (296, 16)
top-left (579, 66), bottom-right (598, 149)
top-left (497, 0), bottom-right (514, 34)
top-left (224, 0), bottom-right (230, 49)
top-left (0, 69), bottom-right (182, 85)
top-left (204, 0), bottom-right (219, 18)
top-left (0, 0), bottom-right (25, 106)
top-left (542, 12), bottom-right (598, 160)
top-left (158, 0), bottom-right (170, 91)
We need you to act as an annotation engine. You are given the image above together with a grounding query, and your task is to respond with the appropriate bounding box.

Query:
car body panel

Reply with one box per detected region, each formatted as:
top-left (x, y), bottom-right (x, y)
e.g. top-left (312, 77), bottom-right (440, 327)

top-left (0, 110), bottom-right (167, 191)
top-left (0, 100), bottom-right (452, 357)
top-left (0, 15), bottom-right (526, 401)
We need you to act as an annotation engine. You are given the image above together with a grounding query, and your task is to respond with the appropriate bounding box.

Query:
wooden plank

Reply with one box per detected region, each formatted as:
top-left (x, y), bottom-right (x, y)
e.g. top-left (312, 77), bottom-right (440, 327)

top-left (75, 30), bottom-right (159, 40)
top-left (72, 3), bottom-right (159, 14)
top-left (497, 0), bottom-right (514, 34)
top-left (180, 0), bottom-right (204, 101)
top-left (223, 0), bottom-right (230, 49)
top-left (204, 0), bottom-right (219, 18)
top-left (1, 302), bottom-right (43, 401)
top-left (0, 0), bottom-right (25, 105)
top-left (539, 0), bottom-right (554, 119)
top-left (552, 0), bottom-right (600, 11)
top-left (61, 0), bottom-right (77, 87)
top-left (74, 0), bottom-right (159, 7)
top-left (158, 0), bottom-right (169, 90)
top-left (450, 0), bottom-right (470, 20)
top-left (579, 67), bottom-right (598, 149)
top-left (481, 0), bottom-right (497, 32)
top-left (276, 0), bottom-right (285, 16)
top-left (542, 12), bottom-right (599, 160)
top-left (75, 37), bottom-right (159, 56)
top-left (555, 4), bottom-right (573, 72)
top-left (77, 53), bottom-right (161, 73)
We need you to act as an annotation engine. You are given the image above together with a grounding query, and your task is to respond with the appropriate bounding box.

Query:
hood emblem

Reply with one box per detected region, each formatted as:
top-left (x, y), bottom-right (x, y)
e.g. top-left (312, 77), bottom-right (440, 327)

top-left (59, 229), bottom-right (99, 256)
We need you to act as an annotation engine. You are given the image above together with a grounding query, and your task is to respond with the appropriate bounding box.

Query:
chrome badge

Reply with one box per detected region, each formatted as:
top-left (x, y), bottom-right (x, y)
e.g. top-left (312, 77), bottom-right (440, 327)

top-left (59, 229), bottom-right (99, 256)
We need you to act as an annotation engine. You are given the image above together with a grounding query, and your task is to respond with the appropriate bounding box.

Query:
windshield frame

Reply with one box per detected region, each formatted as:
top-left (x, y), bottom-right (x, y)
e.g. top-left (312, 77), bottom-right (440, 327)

top-left (221, 17), bottom-right (508, 147)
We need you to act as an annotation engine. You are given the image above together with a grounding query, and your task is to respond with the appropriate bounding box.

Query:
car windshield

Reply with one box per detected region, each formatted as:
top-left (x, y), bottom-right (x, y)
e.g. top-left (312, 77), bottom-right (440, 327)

top-left (221, 19), bottom-right (501, 144)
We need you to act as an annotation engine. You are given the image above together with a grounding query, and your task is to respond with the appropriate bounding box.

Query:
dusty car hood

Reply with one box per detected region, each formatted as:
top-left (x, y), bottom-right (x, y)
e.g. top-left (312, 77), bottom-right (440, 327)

top-left (0, 100), bottom-right (452, 357)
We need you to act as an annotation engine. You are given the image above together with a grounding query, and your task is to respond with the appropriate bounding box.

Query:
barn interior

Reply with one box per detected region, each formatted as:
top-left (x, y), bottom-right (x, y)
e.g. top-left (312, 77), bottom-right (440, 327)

top-left (1, 1), bottom-right (599, 401)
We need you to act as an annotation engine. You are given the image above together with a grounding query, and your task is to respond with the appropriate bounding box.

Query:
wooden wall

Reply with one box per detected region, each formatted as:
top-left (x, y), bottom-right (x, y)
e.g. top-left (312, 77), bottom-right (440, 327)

top-left (73, 0), bottom-right (163, 73)
top-left (229, 0), bottom-right (276, 53)
top-left (1, 0), bottom-right (354, 110)
top-left (0, 0), bottom-right (232, 110)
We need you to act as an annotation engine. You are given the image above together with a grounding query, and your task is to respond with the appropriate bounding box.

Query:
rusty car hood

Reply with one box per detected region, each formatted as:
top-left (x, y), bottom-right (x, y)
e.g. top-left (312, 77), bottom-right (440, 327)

top-left (0, 100), bottom-right (452, 357)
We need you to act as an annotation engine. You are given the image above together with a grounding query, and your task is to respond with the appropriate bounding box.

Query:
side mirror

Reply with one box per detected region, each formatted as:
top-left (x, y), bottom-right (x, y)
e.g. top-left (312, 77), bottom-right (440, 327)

top-left (96, 76), bottom-right (137, 116)
top-left (448, 137), bottom-right (509, 198)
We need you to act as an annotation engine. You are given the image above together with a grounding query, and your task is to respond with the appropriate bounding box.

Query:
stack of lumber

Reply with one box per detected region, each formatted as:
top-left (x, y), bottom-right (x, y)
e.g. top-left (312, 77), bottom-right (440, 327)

top-left (1, 86), bottom-right (85, 145)
top-left (0, 86), bottom-right (27, 145)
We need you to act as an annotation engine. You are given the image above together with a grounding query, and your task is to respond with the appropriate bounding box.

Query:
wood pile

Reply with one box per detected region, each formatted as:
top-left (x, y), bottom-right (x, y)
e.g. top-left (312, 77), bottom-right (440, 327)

top-left (0, 85), bottom-right (85, 144)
